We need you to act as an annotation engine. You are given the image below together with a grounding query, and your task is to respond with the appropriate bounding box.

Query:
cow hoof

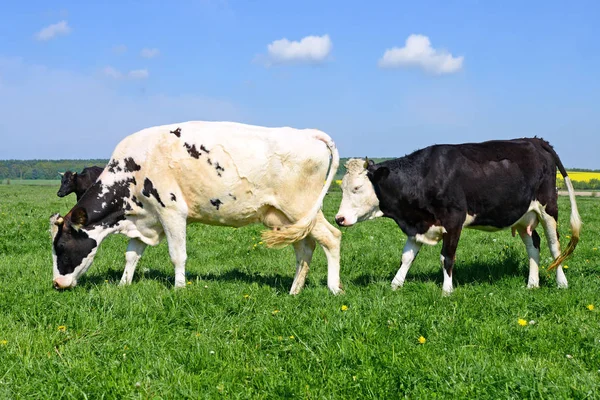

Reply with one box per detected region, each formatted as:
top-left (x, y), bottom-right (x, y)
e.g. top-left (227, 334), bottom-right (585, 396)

top-left (527, 283), bottom-right (539, 289)
top-left (328, 286), bottom-right (344, 295)
top-left (557, 282), bottom-right (568, 289)
top-left (442, 289), bottom-right (453, 297)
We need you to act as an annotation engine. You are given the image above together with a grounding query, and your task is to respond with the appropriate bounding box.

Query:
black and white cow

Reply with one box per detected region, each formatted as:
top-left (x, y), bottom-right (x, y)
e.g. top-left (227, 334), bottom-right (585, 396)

top-left (57, 166), bottom-right (104, 201)
top-left (50, 121), bottom-right (342, 294)
top-left (335, 137), bottom-right (581, 295)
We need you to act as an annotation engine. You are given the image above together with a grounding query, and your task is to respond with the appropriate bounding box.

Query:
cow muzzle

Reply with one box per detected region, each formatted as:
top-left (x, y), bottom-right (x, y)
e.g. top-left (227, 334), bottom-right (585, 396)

top-left (53, 276), bottom-right (75, 290)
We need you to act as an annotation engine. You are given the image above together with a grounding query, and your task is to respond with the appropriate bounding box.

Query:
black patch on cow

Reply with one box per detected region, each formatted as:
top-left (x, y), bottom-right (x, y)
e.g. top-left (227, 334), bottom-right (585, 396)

top-left (229, 193), bottom-right (236, 201)
top-left (215, 162), bottom-right (224, 177)
top-left (207, 158), bottom-right (212, 165)
top-left (131, 195), bottom-right (144, 208)
top-left (184, 143), bottom-right (201, 159)
top-left (142, 178), bottom-right (166, 207)
top-left (170, 193), bottom-right (177, 202)
top-left (200, 145), bottom-right (210, 153)
top-left (210, 199), bottom-right (223, 210)
top-left (53, 222), bottom-right (98, 275)
top-left (532, 230), bottom-right (541, 250)
top-left (170, 127), bottom-right (182, 137)
top-left (107, 159), bottom-right (122, 174)
top-left (123, 157), bottom-right (141, 172)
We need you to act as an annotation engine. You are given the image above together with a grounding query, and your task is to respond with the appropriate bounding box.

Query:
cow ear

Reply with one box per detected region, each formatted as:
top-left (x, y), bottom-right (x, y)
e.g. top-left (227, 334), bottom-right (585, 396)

top-left (70, 207), bottom-right (88, 230)
top-left (371, 166), bottom-right (390, 182)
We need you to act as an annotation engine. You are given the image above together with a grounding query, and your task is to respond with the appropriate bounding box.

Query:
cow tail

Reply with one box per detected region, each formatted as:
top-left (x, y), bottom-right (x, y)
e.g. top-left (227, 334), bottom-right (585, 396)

top-left (541, 140), bottom-right (582, 270)
top-left (261, 132), bottom-right (340, 249)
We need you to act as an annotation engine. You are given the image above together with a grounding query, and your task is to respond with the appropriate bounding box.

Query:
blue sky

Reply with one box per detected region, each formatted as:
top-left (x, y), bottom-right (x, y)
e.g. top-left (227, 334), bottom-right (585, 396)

top-left (0, 0), bottom-right (598, 168)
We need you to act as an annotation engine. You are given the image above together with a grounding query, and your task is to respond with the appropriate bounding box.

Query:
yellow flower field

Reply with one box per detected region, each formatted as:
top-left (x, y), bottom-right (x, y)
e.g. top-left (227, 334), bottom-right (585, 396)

top-left (557, 171), bottom-right (600, 182)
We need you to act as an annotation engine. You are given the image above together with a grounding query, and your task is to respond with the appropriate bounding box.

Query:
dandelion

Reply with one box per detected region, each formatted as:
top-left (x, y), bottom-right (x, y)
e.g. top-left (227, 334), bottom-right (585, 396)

top-left (57, 325), bottom-right (67, 332)
top-left (418, 336), bottom-right (426, 344)
top-left (187, 281), bottom-right (192, 285)
top-left (593, 248), bottom-right (598, 251)
top-left (518, 319), bottom-right (527, 327)
top-left (566, 235), bottom-right (571, 239)
top-left (104, 280), bottom-right (108, 283)
top-left (588, 304), bottom-right (595, 311)
top-left (258, 241), bottom-right (263, 245)
top-left (341, 305), bottom-right (348, 311)
top-left (272, 309), bottom-right (280, 315)
top-left (289, 335), bottom-right (295, 339)
top-left (244, 294), bottom-right (250, 299)
top-left (0, 340), bottom-right (7, 346)
top-left (563, 265), bottom-right (569, 269)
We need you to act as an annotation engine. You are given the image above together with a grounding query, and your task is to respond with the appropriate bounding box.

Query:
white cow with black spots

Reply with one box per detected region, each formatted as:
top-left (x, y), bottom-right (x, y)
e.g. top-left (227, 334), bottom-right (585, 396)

top-left (50, 121), bottom-right (342, 294)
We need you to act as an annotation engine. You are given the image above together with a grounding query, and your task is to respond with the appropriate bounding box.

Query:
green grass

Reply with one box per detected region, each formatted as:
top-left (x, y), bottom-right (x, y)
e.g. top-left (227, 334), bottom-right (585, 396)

top-left (0, 186), bottom-right (599, 398)
top-left (1, 179), bottom-right (61, 186)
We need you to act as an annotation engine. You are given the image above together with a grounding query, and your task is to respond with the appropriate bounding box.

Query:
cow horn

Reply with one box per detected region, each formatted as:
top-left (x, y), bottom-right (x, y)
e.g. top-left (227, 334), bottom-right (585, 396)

top-left (364, 157), bottom-right (369, 169)
top-left (58, 172), bottom-right (64, 176)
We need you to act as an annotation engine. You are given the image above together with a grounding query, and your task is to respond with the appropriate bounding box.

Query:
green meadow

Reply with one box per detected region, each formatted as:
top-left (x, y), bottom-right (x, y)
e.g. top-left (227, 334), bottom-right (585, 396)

top-left (0, 184), bottom-right (599, 398)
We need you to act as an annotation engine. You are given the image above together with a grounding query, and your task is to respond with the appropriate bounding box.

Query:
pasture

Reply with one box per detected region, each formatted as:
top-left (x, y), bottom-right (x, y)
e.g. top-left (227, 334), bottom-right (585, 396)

top-left (0, 184), bottom-right (599, 398)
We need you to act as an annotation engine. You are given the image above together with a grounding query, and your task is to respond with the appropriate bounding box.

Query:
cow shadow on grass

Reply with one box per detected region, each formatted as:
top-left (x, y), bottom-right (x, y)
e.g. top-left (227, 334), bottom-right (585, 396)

top-left (83, 267), bottom-right (295, 291)
top-left (349, 249), bottom-right (532, 288)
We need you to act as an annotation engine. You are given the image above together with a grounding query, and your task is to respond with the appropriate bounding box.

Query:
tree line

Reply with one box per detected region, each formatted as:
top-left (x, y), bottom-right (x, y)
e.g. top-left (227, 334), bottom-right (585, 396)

top-left (0, 160), bottom-right (108, 181)
top-left (1, 159), bottom-right (599, 190)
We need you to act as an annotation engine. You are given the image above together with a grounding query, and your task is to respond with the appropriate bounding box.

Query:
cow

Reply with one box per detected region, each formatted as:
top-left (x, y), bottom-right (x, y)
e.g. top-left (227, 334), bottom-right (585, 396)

top-left (335, 137), bottom-right (581, 295)
top-left (50, 121), bottom-right (342, 295)
top-left (58, 166), bottom-right (104, 201)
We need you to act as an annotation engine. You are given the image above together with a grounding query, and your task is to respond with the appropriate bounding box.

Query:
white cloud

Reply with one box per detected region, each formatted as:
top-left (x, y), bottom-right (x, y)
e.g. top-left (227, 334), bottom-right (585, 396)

top-left (128, 69), bottom-right (149, 79)
top-left (263, 34), bottom-right (332, 65)
top-left (113, 44), bottom-right (128, 54)
top-left (140, 48), bottom-right (160, 58)
top-left (35, 20), bottom-right (71, 41)
top-left (378, 34), bottom-right (463, 75)
top-left (103, 67), bottom-right (149, 80)
top-left (0, 59), bottom-right (245, 159)
top-left (103, 66), bottom-right (123, 79)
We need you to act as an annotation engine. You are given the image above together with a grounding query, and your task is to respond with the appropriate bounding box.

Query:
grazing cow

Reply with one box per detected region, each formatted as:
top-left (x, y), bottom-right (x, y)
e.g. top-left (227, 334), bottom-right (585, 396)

top-left (58, 166), bottom-right (104, 201)
top-left (335, 137), bottom-right (581, 295)
top-left (50, 121), bottom-right (342, 294)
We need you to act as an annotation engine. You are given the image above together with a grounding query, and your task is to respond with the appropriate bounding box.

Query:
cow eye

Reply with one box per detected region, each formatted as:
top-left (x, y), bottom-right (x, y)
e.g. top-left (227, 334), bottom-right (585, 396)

top-left (353, 186), bottom-right (361, 192)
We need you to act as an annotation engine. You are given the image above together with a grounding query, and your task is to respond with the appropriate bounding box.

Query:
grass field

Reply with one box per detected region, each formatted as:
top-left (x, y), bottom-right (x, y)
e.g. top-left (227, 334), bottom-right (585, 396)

top-left (0, 185), bottom-right (599, 398)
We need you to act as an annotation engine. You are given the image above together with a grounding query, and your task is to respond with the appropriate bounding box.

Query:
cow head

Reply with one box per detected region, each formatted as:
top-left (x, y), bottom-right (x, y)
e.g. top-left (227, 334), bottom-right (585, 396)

top-left (57, 171), bottom-right (76, 197)
top-left (50, 208), bottom-right (101, 289)
top-left (335, 158), bottom-right (384, 226)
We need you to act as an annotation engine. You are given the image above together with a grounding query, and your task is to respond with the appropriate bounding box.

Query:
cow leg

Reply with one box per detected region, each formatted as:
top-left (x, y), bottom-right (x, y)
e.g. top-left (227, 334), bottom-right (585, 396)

top-left (290, 237), bottom-right (316, 295)
top-left (391, 236), bottom-right (422, 290)
top-left (440, 227), bottom-right (462, 296)
top-left (119, 238), bottom-right (147, 286)
top-left (517, 228), bottom-right (541, 288)
top-left (161, 212), bottom-right (188, 288)
top-left (309, 211), bottom-right (343, 295)
top-left (538, 211), bottom-right (568, 288)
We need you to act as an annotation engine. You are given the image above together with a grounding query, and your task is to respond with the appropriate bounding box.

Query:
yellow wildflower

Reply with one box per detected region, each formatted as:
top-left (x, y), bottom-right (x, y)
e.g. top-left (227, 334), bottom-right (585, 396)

top-left (587, 304), bottom-right (595, 311)
top-left (187, 281), bottom-right (192, 285)
top-left (272, 309), bottom-right (280, 315)
top-left (418, 336), bottom-right (426, 344)
top-left (57, 325), bottom-right (67, 332)
top-left (341, 305), bottom-right (349, 311)
top-left (289, 335), bottom-right (295, 339)
top-left (563, 265), bottom-right (569, 269)
top-left (244, 294), bottom-right (250, 299)
top-left (518, 319), bottom-right (527, 326)
top-left (0, 340), bottom-right (7, 346)
top-left (258, 241), bottom-right (263, 245)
